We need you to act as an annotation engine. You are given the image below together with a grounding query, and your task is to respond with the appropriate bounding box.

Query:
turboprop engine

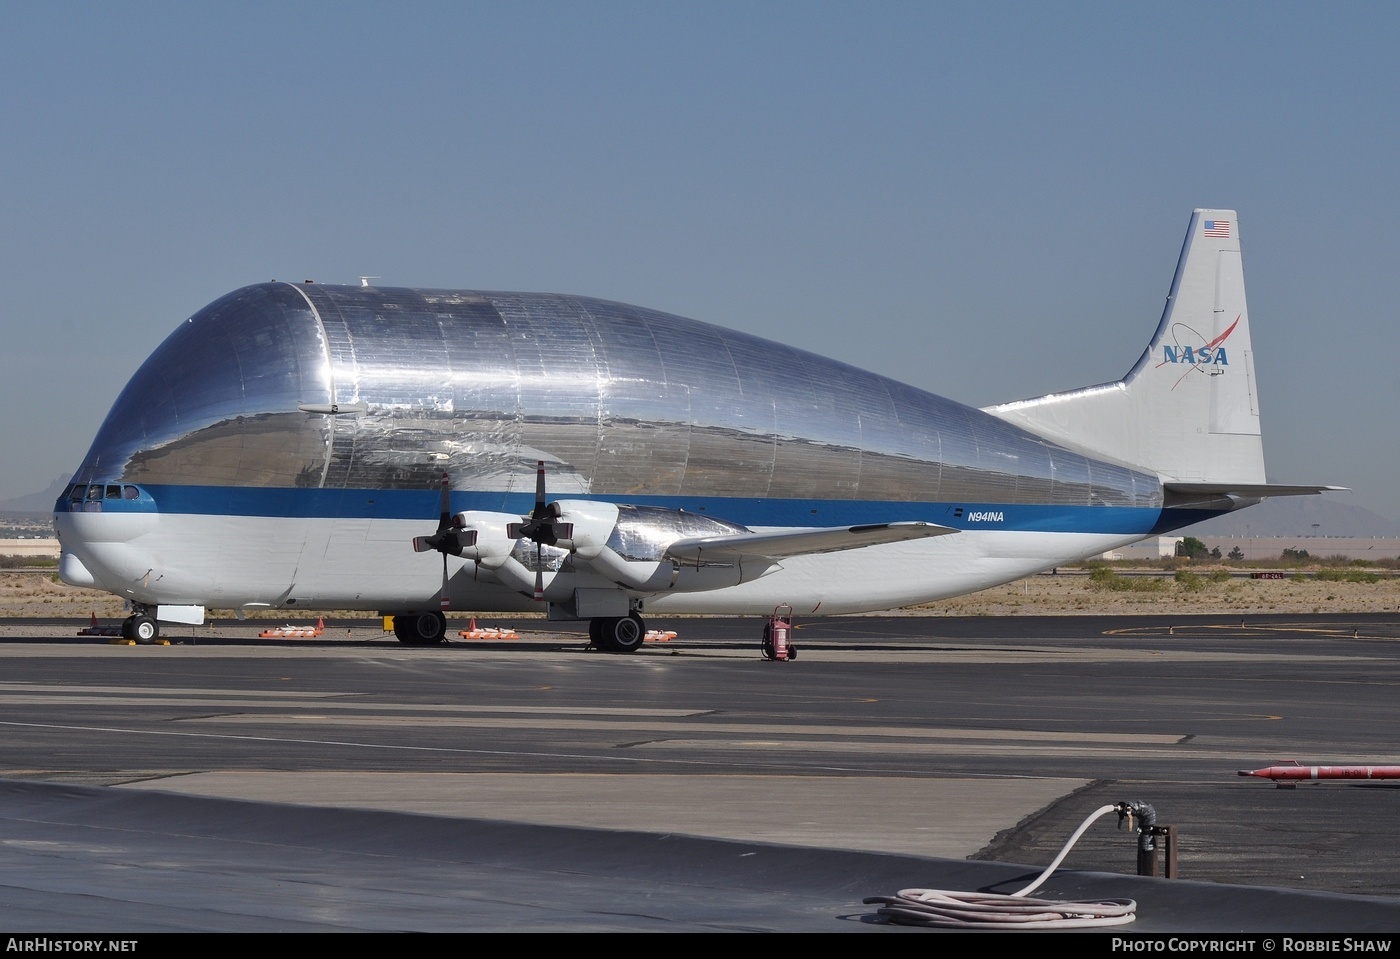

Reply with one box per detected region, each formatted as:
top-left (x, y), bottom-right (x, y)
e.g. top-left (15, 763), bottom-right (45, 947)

top-left (446, 499), bottom-right (766, 609)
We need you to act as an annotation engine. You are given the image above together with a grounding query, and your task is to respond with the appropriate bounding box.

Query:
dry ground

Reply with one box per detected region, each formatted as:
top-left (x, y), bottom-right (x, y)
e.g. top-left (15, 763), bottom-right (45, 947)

top-left (920, 569), bottom-right (1400, 616)
top-left (2, 567), bottom-right (1398, 621)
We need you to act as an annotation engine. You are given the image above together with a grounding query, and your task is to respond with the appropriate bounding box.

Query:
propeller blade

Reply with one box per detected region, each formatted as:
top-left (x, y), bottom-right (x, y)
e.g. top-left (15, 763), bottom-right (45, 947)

top-left (415, 474), bottom-right (455, 552)
top-left (514, 460), bottom-right (564, 545)
top-left (440, 553), bottom-right (451, 610)
top-left (533, 460), bottom-right (547, 518)
top-left (534, 541), bottom-right (545, 602)
top-left (437, 472), bottom-right (451, 531)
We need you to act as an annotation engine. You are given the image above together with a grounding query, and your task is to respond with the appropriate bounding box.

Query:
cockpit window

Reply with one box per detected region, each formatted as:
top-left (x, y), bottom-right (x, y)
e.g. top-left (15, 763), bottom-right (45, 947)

top-left (85, 485), bottom-right (103, 502)
top-left (123, 485), bottom-right (140, 500)
top-left (67, 485), bottom-right (83, 502)
top-left (105, 485), bottom-right (122, 499)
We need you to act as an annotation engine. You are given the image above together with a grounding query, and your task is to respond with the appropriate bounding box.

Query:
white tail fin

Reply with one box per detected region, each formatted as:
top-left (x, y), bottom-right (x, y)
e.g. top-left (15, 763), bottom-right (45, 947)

top-left (985, 209), bottom-right (1266, 484)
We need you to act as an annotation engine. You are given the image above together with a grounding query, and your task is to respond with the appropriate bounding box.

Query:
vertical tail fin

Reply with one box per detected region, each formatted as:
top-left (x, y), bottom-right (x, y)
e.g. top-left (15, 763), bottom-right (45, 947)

top-left (984, 209), bottom-right (1266, 484)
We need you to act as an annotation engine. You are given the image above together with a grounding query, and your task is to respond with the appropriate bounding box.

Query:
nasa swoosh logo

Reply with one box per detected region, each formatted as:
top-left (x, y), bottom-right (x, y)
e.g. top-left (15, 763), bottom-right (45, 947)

top-left (1155, 314), bottom-right (1239, 390)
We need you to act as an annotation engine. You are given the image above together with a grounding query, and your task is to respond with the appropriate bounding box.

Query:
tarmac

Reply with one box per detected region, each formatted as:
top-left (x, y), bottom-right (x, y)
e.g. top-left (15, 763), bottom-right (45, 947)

top-left (2, 612), bottom-right (1400, 932)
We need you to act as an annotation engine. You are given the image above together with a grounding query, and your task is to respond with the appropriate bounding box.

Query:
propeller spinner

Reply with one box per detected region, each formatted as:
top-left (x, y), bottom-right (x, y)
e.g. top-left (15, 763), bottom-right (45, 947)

top-left (507, 461), bottom-right (573, 601)
top-left (412, 473), bottom-right (477, 610)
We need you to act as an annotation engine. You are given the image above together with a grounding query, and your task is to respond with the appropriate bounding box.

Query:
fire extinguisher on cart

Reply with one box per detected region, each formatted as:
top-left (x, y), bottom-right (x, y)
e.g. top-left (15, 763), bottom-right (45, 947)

top-left (762, 604), bottom-right (796, 661)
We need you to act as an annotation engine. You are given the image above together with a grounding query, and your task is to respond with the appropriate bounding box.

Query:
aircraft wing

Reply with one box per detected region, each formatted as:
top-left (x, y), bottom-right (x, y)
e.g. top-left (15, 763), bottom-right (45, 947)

top-left (665, 521), bottom-right (957, 563)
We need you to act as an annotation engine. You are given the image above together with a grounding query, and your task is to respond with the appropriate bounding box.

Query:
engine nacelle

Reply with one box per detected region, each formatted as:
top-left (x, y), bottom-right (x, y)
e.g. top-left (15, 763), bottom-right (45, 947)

top-left (549, 500), bottom-right (620, 558)
top-left (547, 500), bottom-right (667, 589)
top-left (452, 511), bottom-right (521, 565)
top-left (452, 510), bottom-right (539, 595)
top-left (550, 502), bottom-right (761, 593)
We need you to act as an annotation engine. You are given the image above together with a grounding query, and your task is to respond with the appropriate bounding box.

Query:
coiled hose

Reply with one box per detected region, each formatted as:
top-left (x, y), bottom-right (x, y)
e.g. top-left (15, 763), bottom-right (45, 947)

top-left (863, 803), bottom-right (1143, 928)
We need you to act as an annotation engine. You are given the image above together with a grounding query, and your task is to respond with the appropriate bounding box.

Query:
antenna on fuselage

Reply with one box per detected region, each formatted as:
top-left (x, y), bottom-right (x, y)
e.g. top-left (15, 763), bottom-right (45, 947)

top-left (359, 276), bottom-right (380, 287)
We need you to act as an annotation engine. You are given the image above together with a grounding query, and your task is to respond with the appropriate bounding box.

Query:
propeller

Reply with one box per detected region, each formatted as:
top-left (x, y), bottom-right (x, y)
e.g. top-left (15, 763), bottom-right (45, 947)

top-left (507, 461), bottom-right (573, 602)
top-left (412, 473), bottom-right (477, 610)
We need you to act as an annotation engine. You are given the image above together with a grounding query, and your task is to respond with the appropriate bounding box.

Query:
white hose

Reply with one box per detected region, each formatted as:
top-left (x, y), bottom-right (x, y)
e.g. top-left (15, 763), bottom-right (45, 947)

top-left (864, 804), bottom-right (1139, 928)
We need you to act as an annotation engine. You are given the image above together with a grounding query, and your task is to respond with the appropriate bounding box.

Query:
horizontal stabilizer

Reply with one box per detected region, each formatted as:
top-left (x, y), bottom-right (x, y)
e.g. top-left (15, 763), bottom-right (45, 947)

top-left (1163, 482), bottom-right (1347, 501)
top-left (665, 521), bottom-right (956, 563)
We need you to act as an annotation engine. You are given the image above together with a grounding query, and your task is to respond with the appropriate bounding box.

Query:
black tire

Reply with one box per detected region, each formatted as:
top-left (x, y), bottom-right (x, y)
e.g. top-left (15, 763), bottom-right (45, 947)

top-left (596, 614), bottom-right (645, 654)
top-left (131, 615), bottom-right (158, 645)
top-left (588, 618), bottom-right (604, 648)
top-left (394, 612), bottom-right (446, 645)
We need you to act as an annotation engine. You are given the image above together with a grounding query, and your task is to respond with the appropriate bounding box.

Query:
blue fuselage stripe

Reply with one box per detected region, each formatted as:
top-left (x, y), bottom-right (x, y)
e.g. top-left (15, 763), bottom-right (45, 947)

top-left (57, 484), bottom-right (1190, 535)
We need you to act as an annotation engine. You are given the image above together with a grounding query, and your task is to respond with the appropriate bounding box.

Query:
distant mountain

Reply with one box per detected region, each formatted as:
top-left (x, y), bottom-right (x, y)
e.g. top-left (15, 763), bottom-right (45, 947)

top-left (0, 475), bottom-right (70, 514)
top-left (1178, 496), bottom-right (1400, 538)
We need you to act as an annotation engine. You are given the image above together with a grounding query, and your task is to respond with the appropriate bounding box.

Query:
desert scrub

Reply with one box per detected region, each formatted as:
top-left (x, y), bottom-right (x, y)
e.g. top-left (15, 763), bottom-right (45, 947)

top-left (1314, 569), bottom-right (1382, 584)
top-left (1089, 567), bottom-right (1168, 592)
top-left (0, 555), bottom-right (56, 569)
top-left (1174, 570), bottom-right (1204, 591)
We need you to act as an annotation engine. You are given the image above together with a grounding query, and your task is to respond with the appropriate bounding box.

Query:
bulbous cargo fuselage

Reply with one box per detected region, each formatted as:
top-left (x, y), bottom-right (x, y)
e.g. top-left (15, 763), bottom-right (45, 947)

top-left (54, 281), bottom-right (1163, 619)
top-left (65, 282), bottom-right (1159, 507)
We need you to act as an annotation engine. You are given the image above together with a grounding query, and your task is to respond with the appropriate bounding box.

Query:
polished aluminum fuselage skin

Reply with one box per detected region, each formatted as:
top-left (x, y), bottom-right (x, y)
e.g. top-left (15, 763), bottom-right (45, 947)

top-left (55, 283), bottom-right (1167, 615)
top-left (70, 283), bottom-right (1161, 507)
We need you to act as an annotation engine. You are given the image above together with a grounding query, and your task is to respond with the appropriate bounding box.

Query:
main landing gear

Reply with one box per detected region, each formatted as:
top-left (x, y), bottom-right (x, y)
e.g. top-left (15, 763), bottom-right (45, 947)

top-left (121, 612), bottom-right (159, 644)
top-left (392, 611), bottom-right (447, 645)
top-left (589, 613), bottom-right (646, 653)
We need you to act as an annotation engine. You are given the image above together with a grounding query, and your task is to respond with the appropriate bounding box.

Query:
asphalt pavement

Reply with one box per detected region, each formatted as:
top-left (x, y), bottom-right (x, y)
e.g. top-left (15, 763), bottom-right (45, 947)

top-left (2, 612), bottom-right (1399, 931)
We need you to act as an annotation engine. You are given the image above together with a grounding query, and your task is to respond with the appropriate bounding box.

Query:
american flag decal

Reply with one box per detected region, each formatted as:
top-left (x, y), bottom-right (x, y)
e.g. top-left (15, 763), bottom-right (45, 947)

top-left (1203, 219), bottom-right (1231, 238)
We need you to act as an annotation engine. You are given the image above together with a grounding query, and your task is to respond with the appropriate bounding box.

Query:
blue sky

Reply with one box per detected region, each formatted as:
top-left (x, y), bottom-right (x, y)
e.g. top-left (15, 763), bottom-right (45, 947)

top-left (2, 2), bottom-right (1396, 517)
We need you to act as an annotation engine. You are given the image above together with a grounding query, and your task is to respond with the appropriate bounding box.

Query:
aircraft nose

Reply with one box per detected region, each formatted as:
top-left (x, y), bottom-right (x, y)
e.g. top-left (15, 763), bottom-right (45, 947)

top-left (52, 483), bottom-right (159, 591)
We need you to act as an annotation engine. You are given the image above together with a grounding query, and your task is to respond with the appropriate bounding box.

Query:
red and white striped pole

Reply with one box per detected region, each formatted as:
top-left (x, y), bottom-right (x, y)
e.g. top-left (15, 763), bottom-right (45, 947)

top-left (1239, 761), bottom-right (1400, 783)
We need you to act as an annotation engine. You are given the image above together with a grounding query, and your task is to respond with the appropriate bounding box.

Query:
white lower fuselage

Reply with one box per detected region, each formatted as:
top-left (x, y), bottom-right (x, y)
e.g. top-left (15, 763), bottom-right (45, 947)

top-left (55, 507), bottom-right (1152, 617)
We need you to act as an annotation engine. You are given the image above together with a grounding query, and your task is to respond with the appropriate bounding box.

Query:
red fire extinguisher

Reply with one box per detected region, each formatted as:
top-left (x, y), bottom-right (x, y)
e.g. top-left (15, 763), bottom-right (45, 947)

top-left (763, 605), bottom-right (796, 661)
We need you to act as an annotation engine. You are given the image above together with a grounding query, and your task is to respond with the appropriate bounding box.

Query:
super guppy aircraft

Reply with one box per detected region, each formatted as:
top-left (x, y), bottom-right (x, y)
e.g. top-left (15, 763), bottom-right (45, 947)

top-left (54, 209), bottom-right (1333, 648)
